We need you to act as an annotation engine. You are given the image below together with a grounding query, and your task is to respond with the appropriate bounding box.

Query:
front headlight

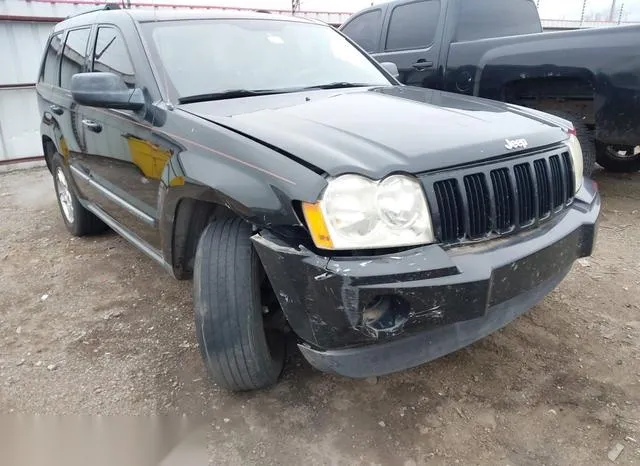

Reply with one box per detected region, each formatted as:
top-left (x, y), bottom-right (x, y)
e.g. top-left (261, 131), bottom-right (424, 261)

top-left (302, 174), bottom-right (434, 250)
top-left (567, 133), bottom-right (584, 193)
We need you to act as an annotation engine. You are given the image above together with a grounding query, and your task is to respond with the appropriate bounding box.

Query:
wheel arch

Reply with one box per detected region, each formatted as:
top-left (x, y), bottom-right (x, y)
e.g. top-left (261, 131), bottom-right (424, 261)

top-left (41, 135), bottom-right (56, 174)
top-left (161, 182), bottom-right (314, 281)
top-left (502, 76), bottom-right (596, 126)
top-left (167, 192), bottom-right (241, 280)
top-left (157, 146), bottom-right (327, 279)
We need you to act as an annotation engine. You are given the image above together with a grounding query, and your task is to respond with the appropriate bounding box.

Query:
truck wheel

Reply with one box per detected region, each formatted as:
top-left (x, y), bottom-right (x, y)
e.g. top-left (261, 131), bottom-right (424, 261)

top-left (595, 142), bottom-right (640, 173)
top-left (193, 217), bottom-right (285, 391)
top-left (545, 111), bottom-right (596, 177)
top-left (51, 153), bottom-right (107, 236)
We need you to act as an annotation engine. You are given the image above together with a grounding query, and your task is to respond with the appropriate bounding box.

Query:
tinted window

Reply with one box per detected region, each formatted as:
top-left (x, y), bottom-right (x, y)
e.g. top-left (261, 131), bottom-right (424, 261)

top-left (456, 0), bottom-right (542, 42)
top-left (386, 1), bottom-right (440, 51)
top-left (92, 27), bottom-right (135, 88)
top-left (341, 10), bottom-right (382, 53)
top-left (60, 28), bottom-right (90, 89)
top-left (144, 20), bottom-right (390, 99)
top-left (41, 33), bottom-right (63, 85)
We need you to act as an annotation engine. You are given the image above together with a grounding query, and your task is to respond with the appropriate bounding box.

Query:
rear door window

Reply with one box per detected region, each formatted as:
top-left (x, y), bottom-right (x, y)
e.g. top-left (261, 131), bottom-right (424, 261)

top-left (41, 33), bottom-right (63, 85)
top-left (92, 27), bottom-right (136, 88)
top-left (341, 9), bottom-right (383, 53)
top-left (60, 28), bottom-right (91, 89)
top-left (385, 0), bottom-right (441, 51)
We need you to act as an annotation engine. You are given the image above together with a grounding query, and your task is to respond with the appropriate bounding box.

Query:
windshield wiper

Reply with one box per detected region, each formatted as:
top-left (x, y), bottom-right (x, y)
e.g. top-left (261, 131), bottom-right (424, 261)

top-left (178, 89), bottom-right (293, 104)
top-left (178, 83), bottom-right (378, 104)
top-left (300, 82), bottom-right (378, 90)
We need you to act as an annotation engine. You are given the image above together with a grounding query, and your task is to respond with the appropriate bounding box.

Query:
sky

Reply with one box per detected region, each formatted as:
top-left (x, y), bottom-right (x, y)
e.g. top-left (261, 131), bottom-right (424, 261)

top-left (536, 0), bottom-right (640, 21)
top-left (147, 0), bottom-right (640, 22)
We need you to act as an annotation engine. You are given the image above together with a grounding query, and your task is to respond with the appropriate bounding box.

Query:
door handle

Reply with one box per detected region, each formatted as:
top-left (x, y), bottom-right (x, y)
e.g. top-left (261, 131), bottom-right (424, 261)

top-left (411, 60), bottom-right (434, 70)
top-left (49, 104), bottom-right (64, 115)
top-left (82, 119), bottom-right (102, 133)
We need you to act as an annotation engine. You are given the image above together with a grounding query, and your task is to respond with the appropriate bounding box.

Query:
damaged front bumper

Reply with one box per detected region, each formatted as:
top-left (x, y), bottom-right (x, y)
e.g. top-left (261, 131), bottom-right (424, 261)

top-left (252, 182), bottom-right (600, 378)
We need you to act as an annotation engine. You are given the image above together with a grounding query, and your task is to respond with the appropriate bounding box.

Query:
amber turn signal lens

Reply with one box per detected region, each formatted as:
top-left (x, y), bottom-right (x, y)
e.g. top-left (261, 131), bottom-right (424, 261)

top-left (301, 202), bottom-right (334, 249)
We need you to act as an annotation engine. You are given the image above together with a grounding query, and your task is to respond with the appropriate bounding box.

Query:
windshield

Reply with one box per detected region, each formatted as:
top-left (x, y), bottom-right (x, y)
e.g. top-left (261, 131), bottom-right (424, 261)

top-left (142, 19), bottom-right (392, 101)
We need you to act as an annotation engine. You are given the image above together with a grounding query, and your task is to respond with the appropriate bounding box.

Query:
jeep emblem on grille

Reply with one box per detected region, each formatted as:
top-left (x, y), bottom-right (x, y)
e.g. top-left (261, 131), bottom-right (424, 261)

top-left (505, 138), bottom-right (528, 150)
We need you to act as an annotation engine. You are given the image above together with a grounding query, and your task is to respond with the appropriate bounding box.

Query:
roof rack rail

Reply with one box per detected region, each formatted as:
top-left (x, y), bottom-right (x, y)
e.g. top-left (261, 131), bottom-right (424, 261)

top-left (65, 2), bottom-right (122, 19)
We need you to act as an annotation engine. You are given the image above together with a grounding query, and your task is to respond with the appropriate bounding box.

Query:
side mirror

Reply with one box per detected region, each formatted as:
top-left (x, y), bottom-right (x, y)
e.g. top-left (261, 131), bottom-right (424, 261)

top-left (380, 61), bottom-right (400, 79)
top-left (71, 72), bottom-right (145, 111)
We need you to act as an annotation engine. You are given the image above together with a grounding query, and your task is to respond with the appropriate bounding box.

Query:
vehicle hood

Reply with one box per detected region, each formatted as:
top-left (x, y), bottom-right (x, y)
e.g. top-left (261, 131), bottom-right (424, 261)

top-left (179, 86), bottom-right (568, 178)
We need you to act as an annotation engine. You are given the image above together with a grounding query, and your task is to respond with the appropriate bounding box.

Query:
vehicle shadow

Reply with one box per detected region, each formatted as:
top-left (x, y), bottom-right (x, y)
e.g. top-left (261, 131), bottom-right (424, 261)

top-left (591, 166), bottom-right (640, 198)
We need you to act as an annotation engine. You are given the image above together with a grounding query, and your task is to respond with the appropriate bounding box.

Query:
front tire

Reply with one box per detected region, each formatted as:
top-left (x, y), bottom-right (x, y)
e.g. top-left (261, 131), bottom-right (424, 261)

top-left (595, 141), bottom-right (640, 173)
top-left (194, 217), bottom-right (285, 391)
top-left (51, 153), bottom-right (107, 236)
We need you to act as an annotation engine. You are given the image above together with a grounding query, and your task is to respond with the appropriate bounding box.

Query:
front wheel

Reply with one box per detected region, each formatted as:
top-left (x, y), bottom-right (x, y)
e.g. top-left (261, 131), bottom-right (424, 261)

top-left (193, 217), bottom-right (286, 391)
top-left (595, 142), bottom-right (640, 173)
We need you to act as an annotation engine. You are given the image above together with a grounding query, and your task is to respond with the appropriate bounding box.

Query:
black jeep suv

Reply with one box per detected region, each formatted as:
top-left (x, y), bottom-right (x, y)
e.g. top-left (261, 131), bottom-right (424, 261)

top-left (37, 7), bottom-right (600, 391)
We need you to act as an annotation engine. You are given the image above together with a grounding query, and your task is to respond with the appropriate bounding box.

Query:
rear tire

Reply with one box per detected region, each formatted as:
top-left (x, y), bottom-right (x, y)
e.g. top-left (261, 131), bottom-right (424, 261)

top-left (595, 141), bottom-right (640, 173)
top-left (193, 217), bottom-right (285, 391)
top-left (545, 110), bottom-right (596, 177)
top-left (51, 153), bottom-right (107, 236)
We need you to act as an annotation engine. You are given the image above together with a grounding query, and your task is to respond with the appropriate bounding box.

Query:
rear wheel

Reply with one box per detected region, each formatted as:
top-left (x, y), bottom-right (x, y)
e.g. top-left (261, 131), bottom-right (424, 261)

top-left (51, 153), bottom-right (107, 236)
top-left (193, 217), bottom-right (286, 391)
top-left (595, 142), bottom-right (640, 173)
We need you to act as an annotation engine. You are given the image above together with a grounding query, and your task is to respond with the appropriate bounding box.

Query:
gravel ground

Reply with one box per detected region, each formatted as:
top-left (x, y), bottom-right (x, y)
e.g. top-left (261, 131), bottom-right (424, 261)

top-left (0, 166), bottom-right (639, 465)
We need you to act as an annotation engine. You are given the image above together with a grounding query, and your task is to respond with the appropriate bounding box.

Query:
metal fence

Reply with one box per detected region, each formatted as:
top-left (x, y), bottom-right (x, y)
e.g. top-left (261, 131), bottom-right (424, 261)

top-left (0, 20), bottom-right (54, 163)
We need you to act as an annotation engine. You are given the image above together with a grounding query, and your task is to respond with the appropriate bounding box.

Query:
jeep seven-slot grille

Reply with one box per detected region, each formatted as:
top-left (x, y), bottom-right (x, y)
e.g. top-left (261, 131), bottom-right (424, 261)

top-left (428, 149), bottom-right (574, 243)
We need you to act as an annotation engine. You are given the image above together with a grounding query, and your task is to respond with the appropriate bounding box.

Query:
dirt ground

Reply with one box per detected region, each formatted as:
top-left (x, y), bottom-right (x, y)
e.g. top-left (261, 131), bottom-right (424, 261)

top-left (0, 165), bottom-right (639, 465)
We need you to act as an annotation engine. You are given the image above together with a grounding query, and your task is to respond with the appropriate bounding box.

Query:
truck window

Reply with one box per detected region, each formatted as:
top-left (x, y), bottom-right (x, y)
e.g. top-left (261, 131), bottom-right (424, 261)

top-left (456, 0), bottom-right (542, 42)
top-left (385, 0), bottom-right (441, 51)
top-left (40, 33), bottom-right (63, 86)
top-left (92, 27), bottom-right (136, 88)
top-left (60, 28), bottom-right (91, 89)
top-left (341, 9), bottom-right (382, 53)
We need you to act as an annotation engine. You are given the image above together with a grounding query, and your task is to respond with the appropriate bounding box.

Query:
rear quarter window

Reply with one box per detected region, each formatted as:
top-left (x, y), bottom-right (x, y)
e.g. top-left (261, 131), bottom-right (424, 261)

top-left (40, 33), bottom-right (63, 85)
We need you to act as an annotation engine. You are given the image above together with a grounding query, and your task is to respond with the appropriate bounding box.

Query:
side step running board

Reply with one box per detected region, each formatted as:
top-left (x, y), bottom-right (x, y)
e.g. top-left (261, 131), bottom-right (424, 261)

top-left (84, 201), bottom-right (173, 274)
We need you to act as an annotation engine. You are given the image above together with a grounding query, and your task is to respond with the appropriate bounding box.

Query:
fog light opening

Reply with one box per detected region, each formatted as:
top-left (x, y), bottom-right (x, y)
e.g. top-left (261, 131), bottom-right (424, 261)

top-left (361, 295), bottom-right (410, 332)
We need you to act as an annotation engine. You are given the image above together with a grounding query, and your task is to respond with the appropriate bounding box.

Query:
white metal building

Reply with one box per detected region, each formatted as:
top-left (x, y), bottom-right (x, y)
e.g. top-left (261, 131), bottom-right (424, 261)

top-left (0, 9), bottom-right (56, 164)
top-left (0, 0), bottom-right (637, 165)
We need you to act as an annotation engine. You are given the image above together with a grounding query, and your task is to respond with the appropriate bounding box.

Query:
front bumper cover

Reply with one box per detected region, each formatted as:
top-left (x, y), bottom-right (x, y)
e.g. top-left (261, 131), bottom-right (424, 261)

top-left (252, 182), bottom-right (600, 378)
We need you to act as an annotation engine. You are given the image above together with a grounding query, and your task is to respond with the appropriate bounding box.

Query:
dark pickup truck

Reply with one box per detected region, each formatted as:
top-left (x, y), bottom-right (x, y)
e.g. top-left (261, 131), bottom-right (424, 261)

top-left (340, 0), bottom-right (640, 174)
